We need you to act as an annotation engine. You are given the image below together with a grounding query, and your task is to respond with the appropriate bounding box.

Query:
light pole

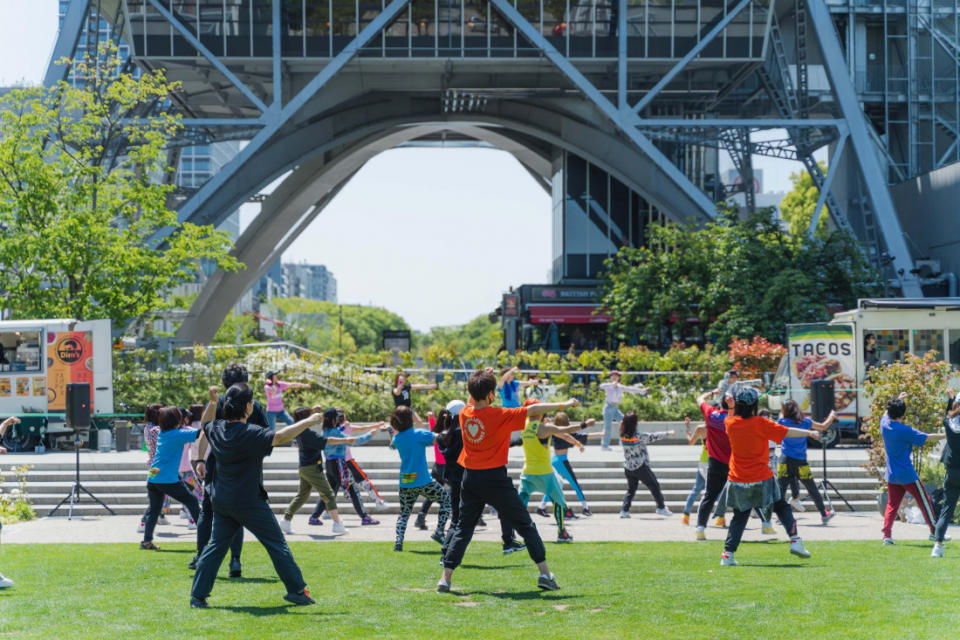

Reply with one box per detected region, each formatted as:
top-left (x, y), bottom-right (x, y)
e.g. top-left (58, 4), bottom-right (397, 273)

top-left (338, 304), bottom-right (343, 349)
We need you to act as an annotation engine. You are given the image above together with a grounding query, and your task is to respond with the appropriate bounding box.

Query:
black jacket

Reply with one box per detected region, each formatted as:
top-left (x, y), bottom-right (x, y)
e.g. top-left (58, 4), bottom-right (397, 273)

top-left (941, 398), bottom-right (960, 470)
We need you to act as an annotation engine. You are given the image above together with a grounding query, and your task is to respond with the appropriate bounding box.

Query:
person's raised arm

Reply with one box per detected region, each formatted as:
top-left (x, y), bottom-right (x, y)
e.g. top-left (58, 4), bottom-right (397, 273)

top-left (273, 412), bottom-right (324, 446)
top-left (622, 381), bottom-right (648, 395)
top-left (811, 410), bottom-right (838, 431)
top-left (696, 389), bottom-right (717, 406)
top-left (410, 383), bottom-right (438, 391)
top-left (536, 416), bottom-right (586, 439)
top-left (201, 386), bottom-right (218, 425)
top-left (527, 397), bottom-right (580, 419)
top-left (517, 377), bottom-right (539, 388)
top-left (784, 426), bottom-right (820, 440)
top-left (498, 366), bottom-right (519, 387)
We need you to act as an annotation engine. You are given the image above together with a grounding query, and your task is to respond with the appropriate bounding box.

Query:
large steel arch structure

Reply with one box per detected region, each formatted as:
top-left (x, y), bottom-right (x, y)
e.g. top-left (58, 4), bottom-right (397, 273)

top-left (52, 0), bottom-right (941, 343)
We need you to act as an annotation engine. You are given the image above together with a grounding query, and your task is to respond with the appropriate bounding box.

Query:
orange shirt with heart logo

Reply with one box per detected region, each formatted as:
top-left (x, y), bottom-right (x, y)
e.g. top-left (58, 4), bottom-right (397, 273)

top-left (458, 404), bottom-right (528, 470)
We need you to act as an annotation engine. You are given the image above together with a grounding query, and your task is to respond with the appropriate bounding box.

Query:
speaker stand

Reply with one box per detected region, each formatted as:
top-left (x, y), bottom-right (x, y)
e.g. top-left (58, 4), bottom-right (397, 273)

top-left (48, 434), bottom-right (115, 519)
top-left (818, 433), bottom-right (854, 512)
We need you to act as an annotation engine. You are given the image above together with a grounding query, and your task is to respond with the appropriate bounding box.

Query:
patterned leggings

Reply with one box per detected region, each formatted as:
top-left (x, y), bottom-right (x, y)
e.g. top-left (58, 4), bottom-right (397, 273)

top-left (396, 481), bottom-right (450, 547)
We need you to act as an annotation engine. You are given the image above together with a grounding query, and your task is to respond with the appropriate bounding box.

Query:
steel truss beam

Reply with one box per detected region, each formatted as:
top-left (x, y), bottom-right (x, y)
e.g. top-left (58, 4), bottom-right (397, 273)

top-left (806, 133), bottom-right (848, 241)
top-left (44, 0), bottom-right (90, 86)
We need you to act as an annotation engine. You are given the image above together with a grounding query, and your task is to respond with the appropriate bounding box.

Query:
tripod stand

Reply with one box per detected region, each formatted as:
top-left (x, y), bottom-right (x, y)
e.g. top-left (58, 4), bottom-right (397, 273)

top-left (818, 429), bottom-right (854, 512)
top-left (49, 432), bottom-right (115, 519)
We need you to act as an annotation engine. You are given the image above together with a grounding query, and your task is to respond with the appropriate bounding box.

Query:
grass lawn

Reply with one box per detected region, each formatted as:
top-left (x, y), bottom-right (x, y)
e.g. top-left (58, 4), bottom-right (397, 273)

top-left (0, 539), bottom-right (951, 639)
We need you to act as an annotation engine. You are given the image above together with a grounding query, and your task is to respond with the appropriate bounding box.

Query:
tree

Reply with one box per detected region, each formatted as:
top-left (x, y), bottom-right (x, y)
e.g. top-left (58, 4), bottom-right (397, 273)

top-left (0, 44), bottom-right (239, 328)
top-left (599, 208), bottom-right (879, 347)
top-left (779, 163), bottom-right (830, 240)
top-left (268, 297), bottom-right (408, 354)
top-left (419, 314), bottom-right (502, 358)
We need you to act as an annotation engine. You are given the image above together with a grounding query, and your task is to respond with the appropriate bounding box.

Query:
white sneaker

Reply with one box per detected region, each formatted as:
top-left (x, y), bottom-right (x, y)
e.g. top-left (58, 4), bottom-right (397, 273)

top-left (883, 537), bottom-right (895, 546)
top-left (789, 538), bottom-right (811, 559)
top-left (929, 533), bottom-right (952, 542)
top-left (187, 520), bottom-right (197, 531)
top-left (137, 522), bottom-right (145, 534)
top-left (374, 500), bottom-right (388, 511)
top-left (0, 574), bottom-right (13, 588)
top-left (279, 518), bottom-right (293, 534)
top-left (332, 521), bottom-right (347, 534)
top-left (179, 509), bottom-right (189, 520)
top-left (322, 511), bottom-right (332, 520)
top-left (158, 516), bottom-right (169, 526)
top-left (619, 510), bottom-right (631, 519)
top-left (789, 498), bottom-right (804, 512)
top-left (932, 543), bottom-right (945, 558)
top-left (656, 507), bottom-right (673, 516)
top-left (720, 552), bottom-right (738, 566)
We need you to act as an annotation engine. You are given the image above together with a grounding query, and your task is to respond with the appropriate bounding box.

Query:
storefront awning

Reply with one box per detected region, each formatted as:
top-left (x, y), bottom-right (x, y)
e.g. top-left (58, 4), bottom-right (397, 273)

top-left (528, 304), bottom-right (610, 324)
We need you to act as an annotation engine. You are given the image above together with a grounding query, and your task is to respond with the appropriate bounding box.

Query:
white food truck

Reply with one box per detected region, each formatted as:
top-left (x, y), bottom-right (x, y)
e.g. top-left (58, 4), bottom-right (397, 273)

top-left (0, 319), bottom-right (114, 449)
top-left (769, 298), bottom-right (960, 445)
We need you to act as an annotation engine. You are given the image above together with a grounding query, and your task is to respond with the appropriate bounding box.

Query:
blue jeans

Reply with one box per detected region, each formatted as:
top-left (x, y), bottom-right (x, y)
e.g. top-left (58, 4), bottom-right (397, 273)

top-left (266, 410), bottom-right (294, 429)
top-left (683, 470), bottom-right (706, 515)
top-left (601, 403), bottom-right (623, 448)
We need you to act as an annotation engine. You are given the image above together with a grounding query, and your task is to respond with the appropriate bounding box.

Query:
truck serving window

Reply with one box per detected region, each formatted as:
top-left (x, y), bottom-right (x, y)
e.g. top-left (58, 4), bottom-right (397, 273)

top-left (0, 330), bottom-right (42, 373)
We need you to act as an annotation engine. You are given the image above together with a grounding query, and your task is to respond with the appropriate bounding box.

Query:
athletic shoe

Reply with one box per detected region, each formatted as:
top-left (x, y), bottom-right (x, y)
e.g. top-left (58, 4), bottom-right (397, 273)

top-left (308, 517), bottom-right (323, 526)
top-left (140, 541), bottom-right (159, 551)
top-left (374, 500), bottom-right (388, 511)
top-left (714, 516), bottom-right (727, 528)
top-left (431, 530), bottom-right (445, 545)
top-left (361, 516), bottom-right (380, 526)
top-left (187, 520), bottom-right (197, 531)
top-left (535, 507), bottom-right (550, 518)
top-left (436, 580), bottom-right (451, 593)
top-left (695, 527), bottom-right (706, 541)
top-left (137, 522), bottom-right (145, 533)
top-left (582, 506), bottom-right (593, 517)
top-left (563, 508), bottom-right (580, 520)
top-left (789, 498), bottom-right (805, 512)
top-left (761, 523), bottom-right (776, 535)
top-left (789, 538), bottom-right (811, 558)
top-left (158, 516), bottom-right (169, 526)
top-left (415, 514), bottom-right (428, 531)
top-left (280, 518), bottom-right (293, 534)
top-left (394, 542), bottom-right (403, 552)
top-left (502, 539), bottom-right (526, 555)
top-left (332, 521), bottom-right (347, 534)
top-left (0, 574), bottom-right (14, 589)
top-left (556, 530), bottom-right (573, 543)
top-left (720, 552), bottom-right (738, 567)
top-left (619, 510), bottom-right (631, 519)
top-left (537, 573), bottom-right (560, 590)
top-left (229, 558), bottom-right (242, 578)
top-left (882, 537), bottom-right (895, 545)
top-left (681, 514), bottom-right (690, 526)
top-left (932, 543), bottom-right (945, 558)
top-left (322, 511), bottom-right (332, 520)
top-left (600, 445), bottom-right (611, 451)
top-left (821, 510), bottom-right (836, 525)
top-left (179, 509), bottom-right (189, 520)
top-left (190, 597), bottom-right (208, 609)
top-left (283, 589), bottom-right (315, 606)
top-left (656, 507), bottom-right (673, 516)
top-left (476, 517), bottom-right (488, 527)
top-left (188, 555), bottom-right (198, 571)
top-left (930, 533), bottom-right (952, 542)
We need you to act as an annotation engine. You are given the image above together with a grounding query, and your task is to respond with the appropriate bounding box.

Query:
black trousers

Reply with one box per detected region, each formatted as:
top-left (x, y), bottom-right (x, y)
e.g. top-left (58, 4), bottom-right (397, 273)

top-left (191, 498), bottom-right (306, 600)
top-left (622, 464), bottom-right (665, 511)
top-left (696, 457), bottom-right (729, 528)
top-left (197, 488), bottom-right (244, 559)
top-left (443, 466), bottom-right (546, 569)
top-left (777, 456), bottom-right (827, 517)
top-left (934, 467), bottom-right (960, 542)
top-left (311, 458), bottom-right (367, 519)
top-left (725, 498), bottom-right (797, 553)
top-left (143, 481), bottom-right (200, 543)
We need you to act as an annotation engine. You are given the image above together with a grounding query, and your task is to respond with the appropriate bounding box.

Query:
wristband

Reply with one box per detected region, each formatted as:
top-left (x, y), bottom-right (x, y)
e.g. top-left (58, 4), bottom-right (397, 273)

top-left (192, 460), bottom-right (204, 465)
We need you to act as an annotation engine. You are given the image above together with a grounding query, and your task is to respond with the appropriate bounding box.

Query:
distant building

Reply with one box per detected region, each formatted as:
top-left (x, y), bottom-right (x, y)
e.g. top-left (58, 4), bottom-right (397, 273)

top-left (283, 262), bottom-right (337, 303)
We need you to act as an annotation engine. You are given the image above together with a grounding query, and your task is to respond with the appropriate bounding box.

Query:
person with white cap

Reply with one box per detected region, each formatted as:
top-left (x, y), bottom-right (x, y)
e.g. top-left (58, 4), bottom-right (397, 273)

top-left (598, 370), bottom-right (647, 450)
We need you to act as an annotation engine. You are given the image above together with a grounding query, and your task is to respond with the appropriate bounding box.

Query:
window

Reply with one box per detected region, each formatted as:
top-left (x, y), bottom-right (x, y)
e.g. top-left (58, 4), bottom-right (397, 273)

top-left (0, 330), bottom-right (43, 373)
top-left (912, 329), bottom-right (944, 359)
top-left (873, 329), bottom-right (908, 364)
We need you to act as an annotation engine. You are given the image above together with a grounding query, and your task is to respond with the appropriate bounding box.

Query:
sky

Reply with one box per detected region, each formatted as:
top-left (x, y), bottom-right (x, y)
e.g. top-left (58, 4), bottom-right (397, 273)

top-left (1, 0), bottom-right (817, 331)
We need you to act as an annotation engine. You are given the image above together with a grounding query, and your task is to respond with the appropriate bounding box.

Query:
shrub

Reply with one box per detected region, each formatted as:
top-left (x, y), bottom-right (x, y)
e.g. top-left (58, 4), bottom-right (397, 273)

top-left (0, 464), bottom-right (35, 524)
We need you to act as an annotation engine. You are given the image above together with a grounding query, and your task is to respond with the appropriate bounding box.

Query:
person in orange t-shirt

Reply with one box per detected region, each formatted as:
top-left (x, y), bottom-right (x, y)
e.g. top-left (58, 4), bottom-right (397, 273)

top-left (719, 387), bottom-right (820, 567)
top-left (437, 369), bottom-right (581, 594)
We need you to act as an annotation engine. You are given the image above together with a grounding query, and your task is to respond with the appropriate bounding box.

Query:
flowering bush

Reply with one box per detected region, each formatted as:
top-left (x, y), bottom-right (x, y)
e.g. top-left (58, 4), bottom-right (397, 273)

top-left (728, 336), bottom-right (787, 380)
top-left (862, 351), bottom-right (952, 485)
top-left (0, 464), bottom-right (35, 523)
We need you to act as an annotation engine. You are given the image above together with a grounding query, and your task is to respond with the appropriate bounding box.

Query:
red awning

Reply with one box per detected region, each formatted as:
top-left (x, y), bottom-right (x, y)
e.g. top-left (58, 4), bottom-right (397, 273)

top-left (528, 304), bottom-right (610, 324)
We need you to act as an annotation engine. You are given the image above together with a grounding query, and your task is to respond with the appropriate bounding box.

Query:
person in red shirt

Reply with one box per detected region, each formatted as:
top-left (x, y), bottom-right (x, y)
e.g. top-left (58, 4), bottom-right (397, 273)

top-left (437, 370), bottom-right (581, 594)
top-left (720, 387), bottom-right (820, 566)
top-left (694, 389), bottom-right (735, 539)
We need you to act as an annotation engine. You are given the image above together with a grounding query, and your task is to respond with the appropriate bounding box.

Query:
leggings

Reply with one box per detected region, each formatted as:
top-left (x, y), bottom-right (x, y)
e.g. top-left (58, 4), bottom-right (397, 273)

top-left (396, 481), bottom-right (450, 545)
top-left (312, 458), bottom-right (367, 519)
top-left (622, 464), bottom-right (665, 511)
top-left (346, 458), bottom-right (382, 502)
top-left (552, 455), bottom-right (586, 502)
top-left (419, 464), bottom-right (446, 516)
top-left (143, 481), bottom-right (200, 543)
top-left (777, 456), bottom-right (827, 517)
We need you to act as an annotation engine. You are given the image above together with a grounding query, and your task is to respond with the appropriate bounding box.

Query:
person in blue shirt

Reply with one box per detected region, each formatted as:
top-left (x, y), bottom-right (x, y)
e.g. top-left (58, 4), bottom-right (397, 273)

top-left (498, 366), bottom-right (538, 409)
top-left (881, 395), bottom-right (945, 545)
top-left (309, 409), bottom-right (381, 525)
top-left (387, 405), bottom-right (451, 551)
top-left (776, 399), bottom-right (836, 525)
top-left (141, 406), bottom-right (202, 550)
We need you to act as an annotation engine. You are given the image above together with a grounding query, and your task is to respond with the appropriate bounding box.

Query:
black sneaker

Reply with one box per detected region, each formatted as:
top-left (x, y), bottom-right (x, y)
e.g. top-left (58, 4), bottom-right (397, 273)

top-left (535, 507), bottom-right (550, 518)
top-left (582, 506), bottom-right (593, 517)
top-left (563, 508), bottom-right (580, 520)
top-left (283, 589), bottom-right (315, 606)
top-left (557, 529), bottom-right (574, 543)
top-left (415, 514), bottom-right (428, 531)
top-left (502, 539), bottom-right (526, 555)
top-left (537, 573), bottom-right (560, 591)
top-left (430, 530), bottom-right (445, 544)
top-left (228, 558), bottom-right (242, 578)
top-left (476, 517), bottom-right (487, 527)
top-left (394, 542), bottom-right (403, 552)
top-left (188, 555), bottom-right (198, 571)
top-left (190, 597), bottom-right (209, 609)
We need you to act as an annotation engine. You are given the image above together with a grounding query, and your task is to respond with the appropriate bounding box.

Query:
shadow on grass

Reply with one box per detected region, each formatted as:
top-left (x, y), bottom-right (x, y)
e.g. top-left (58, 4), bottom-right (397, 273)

top-left (407, 550), bottom-right (443, 556)
top-left (211, 604), bottom-right (335, 616)
top-left (470, 591), bottom-right (583, 602)
top-left (740, 563), bottom-right (809, 568)
top-left (459, 564), bottom-right (524, 570)
top-left (226, 577), bottom-right (280, 584)
top-left (157, 548), bottom-right (194, 554)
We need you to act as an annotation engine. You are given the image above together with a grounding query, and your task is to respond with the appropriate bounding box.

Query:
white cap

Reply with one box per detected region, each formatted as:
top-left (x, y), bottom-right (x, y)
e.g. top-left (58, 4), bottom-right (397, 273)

top-left (445, 399), bottom-right (466, 417)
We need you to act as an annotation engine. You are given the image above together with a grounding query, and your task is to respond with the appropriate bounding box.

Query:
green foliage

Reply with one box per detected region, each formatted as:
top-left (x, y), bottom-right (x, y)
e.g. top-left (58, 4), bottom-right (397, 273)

top-left (418, 314), bottom-right (502, 362)
top-left (0, 464), bottom-right (35, 524)
top-left (269, 298), bottom-right (408, 354)
top-left (599, 208), bottom-right (880, 348)
top-left (779, 163), bottom-right (830, 240)
top-left (0, 44), bottom-right (239, 328)
top-left (862, 352), bottom-right (953, 484)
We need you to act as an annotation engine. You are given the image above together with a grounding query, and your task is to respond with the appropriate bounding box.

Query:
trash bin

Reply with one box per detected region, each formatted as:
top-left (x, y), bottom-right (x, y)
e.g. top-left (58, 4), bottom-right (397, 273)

top-left (114, 421), bottom-right (130, 452)
top-left (97, 427), bottom-right (112, 452)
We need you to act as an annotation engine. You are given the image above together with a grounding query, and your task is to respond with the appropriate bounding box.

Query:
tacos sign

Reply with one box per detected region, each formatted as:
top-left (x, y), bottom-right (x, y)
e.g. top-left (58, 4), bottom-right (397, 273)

top-left (787, 323), bottom-right (857, 414)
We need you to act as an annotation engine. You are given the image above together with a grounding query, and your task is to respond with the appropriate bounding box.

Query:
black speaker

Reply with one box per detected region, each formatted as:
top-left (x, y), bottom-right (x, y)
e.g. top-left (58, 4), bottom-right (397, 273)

top-left (810, 379), bottom-right (835, 422)
top-left (65, 383), bottom-right (91, 429)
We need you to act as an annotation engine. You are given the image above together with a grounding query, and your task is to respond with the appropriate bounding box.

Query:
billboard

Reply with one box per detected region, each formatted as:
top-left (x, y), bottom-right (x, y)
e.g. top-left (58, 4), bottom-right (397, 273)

top-left (786, 323), bottom-right (857, 415)
top-left (47, 331), bottom-right (95, 412)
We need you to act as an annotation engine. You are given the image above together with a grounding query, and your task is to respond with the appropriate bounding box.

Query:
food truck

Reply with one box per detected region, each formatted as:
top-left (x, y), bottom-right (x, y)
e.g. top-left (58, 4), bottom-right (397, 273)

top-left (0, 319), bottom-right (114, 448)
top-left (769, 298), bottom-right (960, 445)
